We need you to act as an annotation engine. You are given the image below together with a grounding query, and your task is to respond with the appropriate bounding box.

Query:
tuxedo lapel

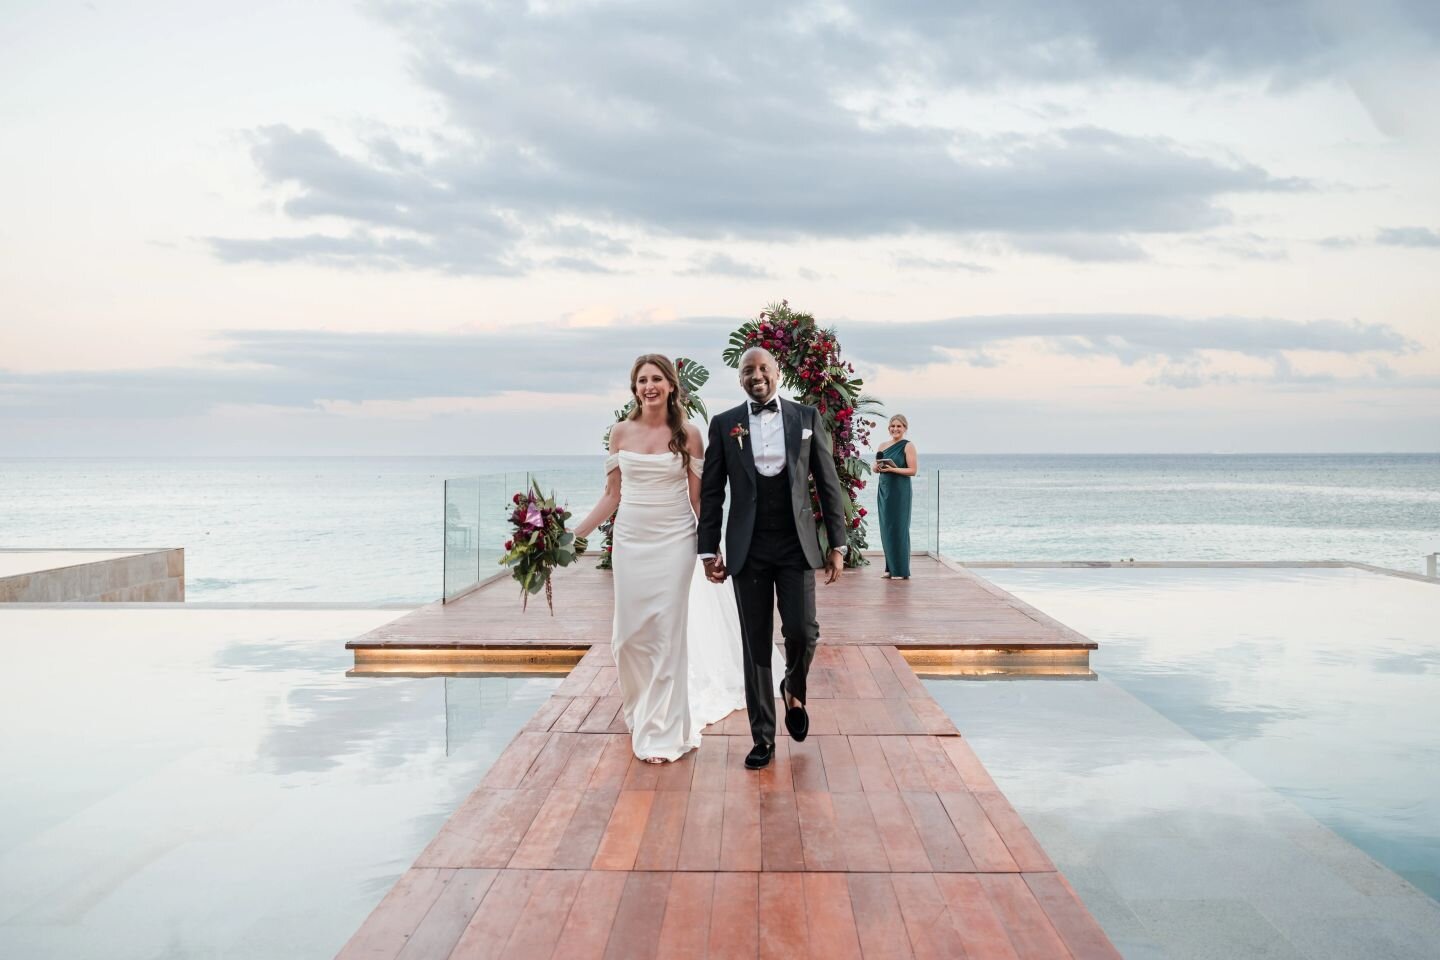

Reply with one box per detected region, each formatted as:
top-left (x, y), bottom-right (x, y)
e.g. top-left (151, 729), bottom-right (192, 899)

top-left (781, 399), bottom-right (803, 476)
top-left (733, 405), bottom-right (758, 479)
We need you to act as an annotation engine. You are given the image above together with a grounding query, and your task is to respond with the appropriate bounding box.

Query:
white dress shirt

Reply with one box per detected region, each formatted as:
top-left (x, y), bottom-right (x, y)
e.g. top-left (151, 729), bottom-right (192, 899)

top-left (749, 390), bottom-right (786, 477)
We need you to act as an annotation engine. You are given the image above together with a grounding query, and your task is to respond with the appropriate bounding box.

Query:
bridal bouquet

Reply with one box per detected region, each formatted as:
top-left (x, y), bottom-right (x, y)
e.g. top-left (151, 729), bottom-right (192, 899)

top-left (499, 482), bottom-right (587, 614)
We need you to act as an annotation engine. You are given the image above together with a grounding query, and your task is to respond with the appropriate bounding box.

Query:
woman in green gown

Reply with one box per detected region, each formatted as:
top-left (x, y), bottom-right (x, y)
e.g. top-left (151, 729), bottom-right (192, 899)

top-left (876, 414), bottom-right (919, 579)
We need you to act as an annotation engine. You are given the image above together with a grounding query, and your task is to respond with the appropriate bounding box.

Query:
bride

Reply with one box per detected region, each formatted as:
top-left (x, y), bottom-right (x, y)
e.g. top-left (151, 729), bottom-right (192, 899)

top-left (572, 354), bottom-right (748, 763)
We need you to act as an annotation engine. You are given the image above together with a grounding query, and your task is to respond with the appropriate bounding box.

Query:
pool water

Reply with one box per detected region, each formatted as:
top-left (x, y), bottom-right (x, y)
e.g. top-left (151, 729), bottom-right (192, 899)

top-left (0, 607), bottom-right (560, 960)
top-left (975, 567), bottom-right (1440, 899)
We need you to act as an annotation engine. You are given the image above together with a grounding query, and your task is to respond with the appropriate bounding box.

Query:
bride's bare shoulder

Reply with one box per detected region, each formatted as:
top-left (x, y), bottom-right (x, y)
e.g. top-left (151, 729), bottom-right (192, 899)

top-left (608, 419), bottom-right (632, 450)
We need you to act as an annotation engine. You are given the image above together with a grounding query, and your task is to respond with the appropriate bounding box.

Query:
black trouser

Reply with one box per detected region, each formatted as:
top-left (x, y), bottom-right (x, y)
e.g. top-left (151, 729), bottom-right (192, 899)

top-left (732, 530), bottom-right (818, 746)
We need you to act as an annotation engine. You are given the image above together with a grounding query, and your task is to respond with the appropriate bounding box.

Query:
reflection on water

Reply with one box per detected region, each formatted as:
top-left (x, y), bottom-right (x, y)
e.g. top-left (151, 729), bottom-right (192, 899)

top-left (980, 567), bottom-right (1440, 901)
top-left (0, 608), bottom-right (561, 960)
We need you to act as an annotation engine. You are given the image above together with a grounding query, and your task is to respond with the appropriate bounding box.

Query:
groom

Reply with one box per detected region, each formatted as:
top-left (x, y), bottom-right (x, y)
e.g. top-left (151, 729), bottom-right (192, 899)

top-left (698, 346), bottom-right (849, 769)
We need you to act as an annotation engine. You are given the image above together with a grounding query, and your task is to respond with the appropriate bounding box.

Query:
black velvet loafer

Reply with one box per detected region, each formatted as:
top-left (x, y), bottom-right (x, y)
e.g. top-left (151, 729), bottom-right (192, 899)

top-left (780, 678), bottom-right (810, 742)
top-left (744, 742), bottom-right (774, 769)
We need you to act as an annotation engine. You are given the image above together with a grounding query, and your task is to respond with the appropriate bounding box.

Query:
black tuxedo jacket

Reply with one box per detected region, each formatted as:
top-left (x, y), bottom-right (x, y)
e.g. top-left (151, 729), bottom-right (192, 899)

top-left (697, 398), bottom-right (848, 574)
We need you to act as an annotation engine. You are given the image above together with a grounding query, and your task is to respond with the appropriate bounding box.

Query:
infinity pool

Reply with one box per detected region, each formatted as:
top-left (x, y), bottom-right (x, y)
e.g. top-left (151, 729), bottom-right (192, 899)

top-left (928, 565), bottom-right (1440, 959)
top-left (0, 607), bottom-right (560, 959)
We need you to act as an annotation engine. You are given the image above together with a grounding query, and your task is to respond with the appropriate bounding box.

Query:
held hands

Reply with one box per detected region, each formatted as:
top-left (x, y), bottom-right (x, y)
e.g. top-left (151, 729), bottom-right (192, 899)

top-left (703, 555), bottom-right (728, 584)
top-left (824, 548), bottom-right (844, 584)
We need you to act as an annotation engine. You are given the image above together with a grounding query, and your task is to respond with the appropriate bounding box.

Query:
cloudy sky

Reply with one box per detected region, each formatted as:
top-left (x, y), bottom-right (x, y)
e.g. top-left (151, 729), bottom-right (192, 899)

top-left (2, 0), bottom-right (1437, 455)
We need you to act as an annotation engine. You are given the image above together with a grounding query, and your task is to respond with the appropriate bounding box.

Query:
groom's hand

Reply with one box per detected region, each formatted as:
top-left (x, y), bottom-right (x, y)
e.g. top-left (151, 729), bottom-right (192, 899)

top-left (704, 555), bottom-right (728, 583)
top-left (824, 549), bottom-right (844, 584)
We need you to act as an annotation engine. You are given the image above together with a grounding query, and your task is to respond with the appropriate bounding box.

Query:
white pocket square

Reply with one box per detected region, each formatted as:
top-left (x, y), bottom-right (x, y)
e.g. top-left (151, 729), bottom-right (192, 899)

top-left (801, 428), bottom-right (813, 439)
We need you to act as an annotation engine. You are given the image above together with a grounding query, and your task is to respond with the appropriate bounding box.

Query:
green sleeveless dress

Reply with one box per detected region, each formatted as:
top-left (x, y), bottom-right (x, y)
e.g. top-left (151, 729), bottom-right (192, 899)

top-left (877, 439), bottom-right (911, 577)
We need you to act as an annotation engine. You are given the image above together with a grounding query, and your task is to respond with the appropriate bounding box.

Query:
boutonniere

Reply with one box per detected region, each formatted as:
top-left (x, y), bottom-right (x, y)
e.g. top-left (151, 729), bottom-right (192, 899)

top-left (730, 423), bottom-right (749, 449)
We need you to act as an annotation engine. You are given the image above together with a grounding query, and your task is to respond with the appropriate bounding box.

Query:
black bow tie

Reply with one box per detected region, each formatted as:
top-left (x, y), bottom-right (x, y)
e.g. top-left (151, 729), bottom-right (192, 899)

top-left (749, 399), bottom-right (779, 415)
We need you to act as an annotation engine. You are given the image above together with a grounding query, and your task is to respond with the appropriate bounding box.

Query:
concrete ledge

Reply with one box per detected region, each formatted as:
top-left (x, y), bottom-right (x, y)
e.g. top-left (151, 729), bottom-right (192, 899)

top-left (0, 548), bottom-right (184, 602)
top-left (949, 557), bottom-right (1440, 585)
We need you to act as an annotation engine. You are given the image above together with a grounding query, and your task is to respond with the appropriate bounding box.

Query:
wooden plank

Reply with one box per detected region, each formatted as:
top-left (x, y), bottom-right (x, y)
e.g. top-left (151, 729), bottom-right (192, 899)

top-left (555, 661), bottom-right (601, 698)
top-left (817, 735), bottom-right (863, 793)
top-left (909, 698), bottom-right (958, 736)
top-left (622, 753), bottom-right (664, 791)
top-left (603, 871), bottom-right (672, 960)
top-left (691, 734), bottom-right (729, 792)
top-left (831, 792), bottom-right (891, 873)
top-left (860, 644), bottom-right (909, 700)
top-left (902, 791), bottom-right (978, 872)
top-left (415, 790), bottom-right (510, 868)
top-left (720, 782), bottom-right (763, 872)
top-left (392, 869), bottom-right (497, 960)
top-left (585, 666), bottom-right (619, 697)
top-left (480, 731), bottom-right (551, 789)
top-left (835, 699), bottom-right (870, 735)
top-left (878, 737), bottom-right (930, 791)
top-left (508, 787), bottom-right (583, 869)
top-left (842, 646), bottom-right (884, 699)
top-left (655, 871), bottom-right (716, 959)
top-left (550, 871), bottom-right (628, 960)
top-left (336, 867), bottom-right (454, 960)
top-left (849, 736), bottom-right (898, 793)
top-left (807, 698), bottom-right (842, 736)
top-left (550, 788), bottom-right (623, 869)
top-left (888, 873), bottom-right (971, 960)
top-left (465, 788), bottom-right (549, 868)
top-left (725, 735), bottom-right (758, 794)
top-left (788, 737), bottom-right (829, 792)
top-left (656, 749), bottom-right (698, 791)
top-left (588, 735), bottom-right (636, 790)
top-left (497, 869), bottom-right (586, 960)
top-left (523, 695), bottom-right (571, 733)
top-left (857, 699), bottom-right (898, 736)
top-left (676, 790), bottom-right (726, 871)
top-left (932, 874), bottom-right (1021, 960)
top-left (846, 874), bottom-right (915, 960)
top-left (760, 790), bottom-right (806, 872)
top-left (579, 697), bottom-right (623, 734)
top-left (633, 789), bottom-right (689, 870)
top-left (1024, 872), bottom-right (1123, 960)
top-left (449, 869), bottom-right (541, 959)
top-left (519, 731), bottom-right (579, 789)
top-left (709, 872), bottom-right (759, 960)
top-left (758, 872), bottom-right (808, 959)
top-left (554, 732), bottom-right (608, 789)
top-left (591, 790), bottom-right (655, 871)
top-left (940, 738), bottom-right (1000, 793)
top-left (803, 872), bottom-right (863, 959)
top-left (908, 736), bottom-right (969, 793)
top-left (758, 736), bottom-right (795, 793)
top-left (978, 874), bottom-right (1072, 960)
top-left (975, 790), bottom-right (1055, 872)
top-left (938, 790), bottom-right (1020, 873)
top-left (795, 790), bottom-right (846, 871)
top-left (864, 792), bottom-right (931, 871)
top-left (880, 645), bottom-right (930, 698)
top-left (880, 698), bottom-right (926, 736)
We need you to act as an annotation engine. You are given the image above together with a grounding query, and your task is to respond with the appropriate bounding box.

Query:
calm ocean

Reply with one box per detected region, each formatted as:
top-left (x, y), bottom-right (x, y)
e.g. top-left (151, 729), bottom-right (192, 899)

top-left (2, 454), bottom-right (1436, 603)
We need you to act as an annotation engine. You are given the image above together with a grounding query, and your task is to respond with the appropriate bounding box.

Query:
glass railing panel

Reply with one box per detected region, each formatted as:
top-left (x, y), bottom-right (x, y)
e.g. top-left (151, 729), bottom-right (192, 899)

top-left (443, 476), bottom-right (482, 601)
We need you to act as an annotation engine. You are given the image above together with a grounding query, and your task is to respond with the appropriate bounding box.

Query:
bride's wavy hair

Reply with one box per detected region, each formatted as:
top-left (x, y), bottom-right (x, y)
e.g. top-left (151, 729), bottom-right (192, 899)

top-left (628, 354), bottom-right (691, 473)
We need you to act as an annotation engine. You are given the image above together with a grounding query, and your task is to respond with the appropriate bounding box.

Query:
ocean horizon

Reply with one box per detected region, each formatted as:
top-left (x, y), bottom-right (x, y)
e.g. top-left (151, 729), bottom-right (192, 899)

top-left (3, 452), bottom-right (1436, 604)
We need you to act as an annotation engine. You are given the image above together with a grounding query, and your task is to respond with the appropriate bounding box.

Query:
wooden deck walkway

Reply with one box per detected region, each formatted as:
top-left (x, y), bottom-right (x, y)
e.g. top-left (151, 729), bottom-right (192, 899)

top-left (338, 559), bottom-right (1117, 959)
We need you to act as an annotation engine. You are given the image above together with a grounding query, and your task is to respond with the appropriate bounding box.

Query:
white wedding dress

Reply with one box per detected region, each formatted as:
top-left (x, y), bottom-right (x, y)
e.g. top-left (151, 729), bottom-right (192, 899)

top-left (608, 450), bottom-right (749, 760)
